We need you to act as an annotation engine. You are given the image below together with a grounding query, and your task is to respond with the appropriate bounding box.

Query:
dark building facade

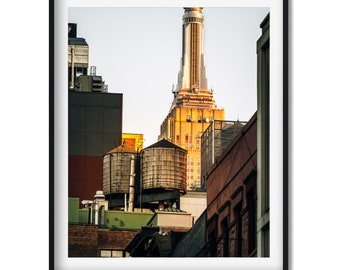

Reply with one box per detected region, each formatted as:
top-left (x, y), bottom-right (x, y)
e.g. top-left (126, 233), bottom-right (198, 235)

top-left (206, 113), bottom-right (257, 257)
top-left (69, 92), bottom-right (123, 203)
top-left (170, 210), bottom-right (207, 257)
top-left (68, 23), bottom-right (123, 203)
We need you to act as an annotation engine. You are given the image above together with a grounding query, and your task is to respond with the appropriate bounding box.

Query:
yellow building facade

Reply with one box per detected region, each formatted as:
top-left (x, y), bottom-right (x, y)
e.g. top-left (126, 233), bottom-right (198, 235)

top-left (160, 107), bottom-right (224, 189)
top-left (122, 133), bottom-right (144, 153)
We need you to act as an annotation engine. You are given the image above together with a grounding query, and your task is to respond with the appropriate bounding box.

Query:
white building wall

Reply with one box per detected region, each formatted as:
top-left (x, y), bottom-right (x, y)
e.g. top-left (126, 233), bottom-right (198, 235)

top-left (180, 191), bottom-right (206, 224)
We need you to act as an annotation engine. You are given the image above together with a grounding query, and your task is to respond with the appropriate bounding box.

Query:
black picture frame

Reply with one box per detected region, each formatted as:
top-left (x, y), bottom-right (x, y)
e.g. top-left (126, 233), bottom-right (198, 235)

top-left (50, 0), bottom-right (289, 269)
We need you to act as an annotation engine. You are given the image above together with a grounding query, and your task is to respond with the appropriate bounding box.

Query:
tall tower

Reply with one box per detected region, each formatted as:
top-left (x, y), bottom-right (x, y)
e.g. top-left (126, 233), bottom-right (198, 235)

top-left (159, 8), bottom-right (225, 190)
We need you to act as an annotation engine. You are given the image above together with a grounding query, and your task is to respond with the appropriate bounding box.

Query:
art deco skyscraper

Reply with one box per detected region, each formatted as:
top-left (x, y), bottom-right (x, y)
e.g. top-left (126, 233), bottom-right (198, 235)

top-left (159, 8), bottom-right (225, 190)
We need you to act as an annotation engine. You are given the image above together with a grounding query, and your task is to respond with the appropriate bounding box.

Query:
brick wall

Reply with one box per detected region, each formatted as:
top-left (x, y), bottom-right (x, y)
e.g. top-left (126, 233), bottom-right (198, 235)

top-left (98, 230), bottom-right (138, 250)
top-left (68, 224), bottom-right (138, 257)
top-left (69, 225), bottom-right (99, 257)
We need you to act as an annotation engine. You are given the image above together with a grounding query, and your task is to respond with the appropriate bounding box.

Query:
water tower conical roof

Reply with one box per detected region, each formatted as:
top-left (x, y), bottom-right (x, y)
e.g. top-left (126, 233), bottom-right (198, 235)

top-left (106, 144), bottom-right (136, 154)
top-left (144, 138), bottom-right (186, 151)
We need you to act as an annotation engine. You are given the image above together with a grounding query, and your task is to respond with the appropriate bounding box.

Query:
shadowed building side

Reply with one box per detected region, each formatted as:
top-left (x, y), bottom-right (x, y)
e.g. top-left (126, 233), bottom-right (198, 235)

top-left (206, 113), bottom-right (257, 257)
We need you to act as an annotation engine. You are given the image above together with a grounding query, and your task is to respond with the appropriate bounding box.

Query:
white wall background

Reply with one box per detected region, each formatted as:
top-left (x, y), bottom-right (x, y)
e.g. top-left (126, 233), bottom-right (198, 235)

top-left (1, 0), bottom-right (339, 269)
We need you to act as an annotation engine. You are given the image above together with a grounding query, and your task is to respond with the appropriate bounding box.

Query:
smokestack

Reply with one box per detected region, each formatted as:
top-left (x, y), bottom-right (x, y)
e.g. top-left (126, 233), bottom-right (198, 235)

top-left (128, 155), bottom-right (135, 212)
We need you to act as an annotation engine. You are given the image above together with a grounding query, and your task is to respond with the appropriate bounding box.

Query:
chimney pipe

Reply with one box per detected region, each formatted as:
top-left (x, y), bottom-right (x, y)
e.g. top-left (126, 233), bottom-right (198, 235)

top-left (70, 46), bottom-right (75, 89)
top-left (128, 155), bottom-right (135, 212)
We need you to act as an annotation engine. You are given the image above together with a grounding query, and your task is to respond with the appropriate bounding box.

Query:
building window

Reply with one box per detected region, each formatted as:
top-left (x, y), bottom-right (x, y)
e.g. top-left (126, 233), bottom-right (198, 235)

top-left (247, 188), bottom-right (256, 254)
top-left (196, 138), bottom-right (200, 149)
top-left (100, 250), bottom-right (112, 257)
top-left (234, 203), bottom-right (243, 257)
top-left (112, 250), bottom-right (124, 257)
top-left (188, 134), bottom-right (192, 148)
top-left (218, 217), bottom-right (229, 257)
top-left (100, 250), bottom-right (126, 257)
top-left (208, 230), bottom-right (217, 257)
top-left (185, 134), bottom-right (189, 148)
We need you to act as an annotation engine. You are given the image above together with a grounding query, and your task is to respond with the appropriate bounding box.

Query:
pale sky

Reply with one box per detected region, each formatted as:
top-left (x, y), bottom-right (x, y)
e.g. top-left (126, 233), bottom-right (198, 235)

top-left (68, 7), bottom-right (269, 147)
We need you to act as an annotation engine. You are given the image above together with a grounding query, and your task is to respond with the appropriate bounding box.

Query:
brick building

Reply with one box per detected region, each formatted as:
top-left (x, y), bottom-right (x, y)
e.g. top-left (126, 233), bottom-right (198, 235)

top-left (68, 225), bottom-right (139, 257)
top-left (206, 113), bottom-right (257, 257)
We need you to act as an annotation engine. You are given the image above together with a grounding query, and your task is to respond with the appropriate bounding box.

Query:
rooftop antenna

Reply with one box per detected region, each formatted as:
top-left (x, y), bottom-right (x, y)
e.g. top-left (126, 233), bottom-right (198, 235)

top-left (90, 66), bottom-right (96, 76)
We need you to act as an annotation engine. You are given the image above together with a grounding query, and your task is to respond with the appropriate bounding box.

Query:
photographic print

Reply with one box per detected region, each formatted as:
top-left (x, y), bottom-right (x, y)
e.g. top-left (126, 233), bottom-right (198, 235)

top-left (52, 0), bottom-right (288, 269)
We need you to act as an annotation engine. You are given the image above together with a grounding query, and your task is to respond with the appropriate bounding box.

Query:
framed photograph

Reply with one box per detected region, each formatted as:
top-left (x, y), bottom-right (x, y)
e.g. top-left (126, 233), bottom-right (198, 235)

top-left (51, 0), bottom-right (288, 269)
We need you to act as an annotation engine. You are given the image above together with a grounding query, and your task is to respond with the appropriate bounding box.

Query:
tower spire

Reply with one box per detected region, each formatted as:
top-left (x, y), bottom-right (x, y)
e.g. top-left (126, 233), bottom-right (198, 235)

top-left (176, 7), bottom-right (207, 92)
top-left (172, 7), bottom-right (216, 109)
